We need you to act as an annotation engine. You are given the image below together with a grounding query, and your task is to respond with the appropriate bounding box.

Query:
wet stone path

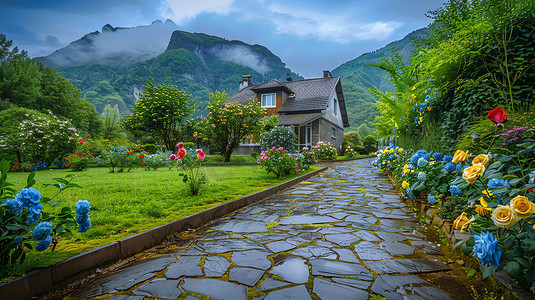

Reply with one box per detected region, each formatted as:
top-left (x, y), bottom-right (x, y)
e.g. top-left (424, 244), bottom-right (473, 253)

top-left (65, 159), bottom-right (461, 300)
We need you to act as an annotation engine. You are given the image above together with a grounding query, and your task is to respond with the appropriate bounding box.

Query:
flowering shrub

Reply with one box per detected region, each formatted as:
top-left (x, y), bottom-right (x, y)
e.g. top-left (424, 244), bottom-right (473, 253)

top-left (9, 161), bottom-right (48, 172)
top-left (300, 147), bottom-right (316, 165)
top-left (261, 126), bottom-right (298, 152)
top-left (141, 152), bottom-right (171, 170)
top-left (312, 142), bottom-right (337, 160)
top-left (170, 143), bottom-right (206, 195)
top-left (98, 146), bottom-right (142, 173)
top-left (259, 147), bottom-right (308, 178)
top-left (344, 146), bottom-right (358, 158)
top-left (374, 108), bottom-right (535, 291)
top-left (0, 160), bottom-right (90, 270)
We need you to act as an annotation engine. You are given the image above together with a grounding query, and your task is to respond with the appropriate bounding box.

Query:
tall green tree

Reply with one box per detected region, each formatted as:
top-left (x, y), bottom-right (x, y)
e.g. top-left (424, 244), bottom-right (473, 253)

top-left (100, 104), bottom-right (124, 140)
top-left (122, 79), bottom-right (194, 150)
top-left (203, 91), bottom-right (264, 162)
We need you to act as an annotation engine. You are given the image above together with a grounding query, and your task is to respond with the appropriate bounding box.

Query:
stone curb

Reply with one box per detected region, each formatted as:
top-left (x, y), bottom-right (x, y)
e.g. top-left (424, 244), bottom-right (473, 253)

top-left (0, 166), bottom-right (328, 300)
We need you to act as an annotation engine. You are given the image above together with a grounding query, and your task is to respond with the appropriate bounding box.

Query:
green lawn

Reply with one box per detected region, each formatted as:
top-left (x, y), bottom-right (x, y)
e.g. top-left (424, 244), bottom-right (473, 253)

top-left (3, 164), bottom-right (320, 279)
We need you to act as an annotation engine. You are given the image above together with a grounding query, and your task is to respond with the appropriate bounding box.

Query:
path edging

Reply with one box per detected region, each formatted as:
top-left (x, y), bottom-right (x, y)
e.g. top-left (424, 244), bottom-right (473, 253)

top-left (0, 166), bottom-right (327, 300)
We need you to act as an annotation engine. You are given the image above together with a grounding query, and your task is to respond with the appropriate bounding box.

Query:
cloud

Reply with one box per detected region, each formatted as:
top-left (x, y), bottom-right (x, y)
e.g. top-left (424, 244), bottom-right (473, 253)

top-left (212, 45), bottom-right (271, 74)
top-left (160, 0), bottom-right (234, 24)
top-left (264, 3), bottom-right (401, 43)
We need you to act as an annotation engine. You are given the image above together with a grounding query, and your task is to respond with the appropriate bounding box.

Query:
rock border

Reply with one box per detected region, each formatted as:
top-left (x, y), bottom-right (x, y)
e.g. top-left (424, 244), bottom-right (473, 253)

top-left (0, 166), bottom-right (328, 300)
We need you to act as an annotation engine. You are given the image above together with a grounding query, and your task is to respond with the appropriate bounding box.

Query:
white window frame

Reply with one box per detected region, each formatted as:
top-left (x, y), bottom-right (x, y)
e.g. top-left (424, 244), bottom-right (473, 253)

top-left (261, 93), bottom-right (276, 108)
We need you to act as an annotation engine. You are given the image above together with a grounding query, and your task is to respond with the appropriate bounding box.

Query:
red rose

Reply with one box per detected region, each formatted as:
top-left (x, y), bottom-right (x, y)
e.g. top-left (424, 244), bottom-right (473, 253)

top-left (127, 152), bottom-right (131, 155)
top-left (176, 148), bottom-right (187, 160)
top-left (487, 108), bottom-right (507, 124)
top-left (139, 155), bottom-right (144, 158)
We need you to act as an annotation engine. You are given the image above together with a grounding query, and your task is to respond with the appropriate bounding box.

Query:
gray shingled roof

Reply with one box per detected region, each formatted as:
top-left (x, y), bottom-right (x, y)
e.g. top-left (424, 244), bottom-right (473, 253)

top-left (277, 113), bottom-right (323, 126)
top-left (228, 85), bottom-right (257, 104)
top-left (278, 77), bottom-right (339, 113)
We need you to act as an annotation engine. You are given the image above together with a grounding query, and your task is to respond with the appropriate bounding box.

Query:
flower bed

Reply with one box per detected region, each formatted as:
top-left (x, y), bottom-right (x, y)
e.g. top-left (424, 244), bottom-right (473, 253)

top-left (374, 108), bottom-right (535, 292)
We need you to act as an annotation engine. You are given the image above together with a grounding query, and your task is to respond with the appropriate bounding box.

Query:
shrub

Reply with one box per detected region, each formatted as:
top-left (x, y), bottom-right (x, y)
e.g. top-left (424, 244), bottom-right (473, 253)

top-left (97, 146), bottom-right (143, 173)
top-left (344, 131), bottom-right (361, 146)
top-left (261, 126), bottom-right (298, 152)
top-left (250, 152), bottom-right (259, 159)
top-left (312, 142), bottom-right (337, 160)
top-left (344, 146), bottom-right (357, 158)
top-left (259, 147), bottom-right (307, 178)
top-left (362, 135), bottom-right (378, 154)
top-left (141, 152), bottom-right (170, 170)
top-left (169, 143), bottom-right (206, 195)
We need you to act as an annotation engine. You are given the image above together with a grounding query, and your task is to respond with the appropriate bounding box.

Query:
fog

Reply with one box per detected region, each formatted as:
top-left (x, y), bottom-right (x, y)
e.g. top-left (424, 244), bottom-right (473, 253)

top-left (212, 45), bottom-right (271, 74)
top-left (45, 20), bottom-right (178, 66)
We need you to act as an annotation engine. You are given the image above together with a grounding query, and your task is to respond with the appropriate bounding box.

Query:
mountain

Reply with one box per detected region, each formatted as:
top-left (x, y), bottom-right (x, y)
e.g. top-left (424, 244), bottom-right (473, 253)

top-left (332, 28), bottom-right (428, 131)
top-left (37, 21), bottom-right (302, 116)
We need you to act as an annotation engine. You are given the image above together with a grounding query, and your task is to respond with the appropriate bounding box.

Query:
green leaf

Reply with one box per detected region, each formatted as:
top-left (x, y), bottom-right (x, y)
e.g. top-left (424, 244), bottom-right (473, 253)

top-left (11, 248), bottom-right (23, 264)
top-left (488, 161), bottom-right (502, 170)
top-left (494, 154), bottom-right (512, 162)
top-left (0, 160), bottom-right (10, 174)
top-left (482, 265), bottom-right (499, 279)
top-left (506, 261), bottom-right (521, 277)
top-left (515, 257), bottom-right (531, 268)
top-left (507, 166), bottom-right (522, 174)
top-left (524, 238), bottom-right (535, 255)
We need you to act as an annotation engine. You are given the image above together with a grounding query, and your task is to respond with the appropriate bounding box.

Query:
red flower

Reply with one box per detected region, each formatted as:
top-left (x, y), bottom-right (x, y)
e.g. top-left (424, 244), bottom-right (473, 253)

top-left (141, 163), bottom-right (146, 167)
top-left (90, 153), bottom-right (93, 155)
top-left (78, 156), bottom-right (82, 159)
top-left (139, 155), bottom-right (144, 158)
top-left (77, 151), bottom-right (81, 154)
top-left (78, 140), bottom-right (84, 144)
top-left (176, 142), bottom-right (184, 149)
top-left (487, 108), bottom-right (507, 124)
top-left (176, 148), bottom-right (187, 160)
top-left (529, 188), bottom-right (534, 193)
top-left (197, 150), bottom-right (205, 161)
top-left (85, 138), bottom-right (88, 141)
top-left (127, 152), bottom-right (131, 155)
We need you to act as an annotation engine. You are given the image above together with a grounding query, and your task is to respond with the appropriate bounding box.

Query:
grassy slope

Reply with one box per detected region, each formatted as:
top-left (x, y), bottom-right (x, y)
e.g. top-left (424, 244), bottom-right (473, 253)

top-left (3, 164), bottom-right (320, 278)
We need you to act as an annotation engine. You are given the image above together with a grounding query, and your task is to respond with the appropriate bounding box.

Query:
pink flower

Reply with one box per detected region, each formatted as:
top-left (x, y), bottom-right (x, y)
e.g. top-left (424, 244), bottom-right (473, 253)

top-left (176, 148), bottom-right (187, 160)
top-left (260, 158), bottom-right (264, 162)
top-left (267, 157), bottom-right (270, 160)
top-left (169, 154), bottom-right (177, 161)
top-left (197, 151), bottom-right (205, 161)
top-left (283, 150), bottom-right (288, 153)
top-left (176, 142), bottom-right (184, 149)
top-left (296, 169), bottom-right (300, 173)
top-left (272, 147), bottom-right (276, 151)
top-left (278, 147), bottom-right (283, 151)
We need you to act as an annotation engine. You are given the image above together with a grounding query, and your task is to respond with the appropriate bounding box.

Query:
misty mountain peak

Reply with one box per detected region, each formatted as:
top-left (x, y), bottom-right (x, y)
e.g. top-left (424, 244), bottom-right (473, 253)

top-left (102, 24), bottom-right (115, 32)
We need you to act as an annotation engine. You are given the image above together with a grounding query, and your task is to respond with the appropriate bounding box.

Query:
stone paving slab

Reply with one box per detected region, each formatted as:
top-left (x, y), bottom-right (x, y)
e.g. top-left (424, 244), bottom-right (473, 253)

top-left (57, 159), bottom-right (464, 299)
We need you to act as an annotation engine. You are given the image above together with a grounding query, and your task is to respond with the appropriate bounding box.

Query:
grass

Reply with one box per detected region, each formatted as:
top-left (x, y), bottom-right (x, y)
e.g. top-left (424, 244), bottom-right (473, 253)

top-left (2, 163), bottom-right (320, 279)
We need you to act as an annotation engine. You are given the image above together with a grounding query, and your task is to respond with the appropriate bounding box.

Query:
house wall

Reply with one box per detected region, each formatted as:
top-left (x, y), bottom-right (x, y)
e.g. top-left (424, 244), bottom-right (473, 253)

top-left (319, 118), bottom-right (344, 155)
top-left (256, 90), bottom-right (289, 116)
top-left (322, 89), bottom-right (344, 128)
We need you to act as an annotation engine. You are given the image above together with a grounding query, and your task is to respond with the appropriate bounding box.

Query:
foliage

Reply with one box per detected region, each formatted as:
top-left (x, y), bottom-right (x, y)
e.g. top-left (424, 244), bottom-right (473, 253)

top-left (261, 126), bottom-right (298, 152)
top-left (100, 104), bottom-right (125, 140)
top-left (0, 34), bottom-right (100, 138)
top-left (312, 142), bottom-right (337, 161)
top-left (97, 146), bottom-right (143, 173)
top-left (202, 91), bottom-right (265, 162)
top-left (344, 145), bottom-right (358, 158)
top-left (141, 152), bottom-right (171, 171)
top-left (169, 143), bottom-right (206, 195)
top-left (0, 107), bottom-right (81, 166)
top-left (362, 135), bottom-right (378, 154)
top-left (122, 78), bottom-right (194, 151)
top-left (0, 160), bottom-right (89, 275)
top-left (262, 115), bottom-right (279, 131)
top-left (259, 147), bottom-right (308, 178)
top-left (64, 139), bottom-right (98, 171)
top-left (343, 131), bottom-right (361, 146)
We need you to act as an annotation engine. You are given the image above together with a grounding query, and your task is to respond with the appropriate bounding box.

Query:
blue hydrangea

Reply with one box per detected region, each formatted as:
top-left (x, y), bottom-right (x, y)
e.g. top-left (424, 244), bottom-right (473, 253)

top-left (487, 179), bottom-right (510, 189)
top-left (417, 157), bottom-right (428, 168)
top-left (416, 150), bottom-right (431, 161)
top-left (450, 185), bottom-right (462, 196)
top-left (456, 163), bottom-right (462, 173)
top-left (4, 198), bottom-right (23, 215)
top-left (75, 200), bottom-right (91, 215)
top-left (14, 237), bottom-right (22, 244)
top-left (443, 162), bottom-right (456, 173)
top-left (32, 222), bottom-right (53, 241)
top-left (410, 154), bottom-right (419, 164)
top-left (473, 231), bottom-right (501, 266)
top-left (36, 235), bottom-right (52, 252)
top-left (418, 172), bottom-right (427, 181)
top-left (26, 203), bottom-right (43, 225)
top-left (408, 164), bottom-right (415, 170)
top-left (432, 152), bottom-right (443, 161)
top-left (388, 154), bottom-right (395, 161)
top-left (15, 188), bottom-right (41, 207)
top-left (428, 195), bottom-right (437, 205)
top-left (415, 117), bottom-right (419, 123)
top-left (386, 164), bottom-right (391, 169)
top-left (443, 155), bottom-right (453, 163)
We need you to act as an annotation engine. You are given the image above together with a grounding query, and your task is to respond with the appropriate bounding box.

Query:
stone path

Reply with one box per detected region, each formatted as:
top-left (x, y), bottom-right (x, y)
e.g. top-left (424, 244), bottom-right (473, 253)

top-left (62, 159), bottom-right (464, 299)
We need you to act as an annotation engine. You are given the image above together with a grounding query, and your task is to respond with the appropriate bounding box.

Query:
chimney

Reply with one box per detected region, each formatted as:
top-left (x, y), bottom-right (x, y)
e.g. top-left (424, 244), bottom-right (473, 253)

top-left (323, 70), bottom-right (333, 78)
top-left (239, 75), bottom-right (251, 90)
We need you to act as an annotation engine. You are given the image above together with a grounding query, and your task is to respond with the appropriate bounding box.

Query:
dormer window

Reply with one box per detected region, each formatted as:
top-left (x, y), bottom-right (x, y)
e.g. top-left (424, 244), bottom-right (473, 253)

top-left (261, 93), bottom-right (276, 108)
top-left (333, 98), bottom-right (338, 115)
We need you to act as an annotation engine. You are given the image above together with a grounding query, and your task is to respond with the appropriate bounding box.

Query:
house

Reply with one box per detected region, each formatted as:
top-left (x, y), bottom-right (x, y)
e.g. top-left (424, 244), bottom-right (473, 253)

top-left (227, 71), bottom-right (350, 154)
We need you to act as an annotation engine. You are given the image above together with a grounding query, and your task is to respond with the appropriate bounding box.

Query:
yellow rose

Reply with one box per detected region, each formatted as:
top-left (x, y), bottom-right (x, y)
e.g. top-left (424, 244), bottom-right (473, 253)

top-left (462, 164), bottom-right (486, 184)
top-left (452, 150), bottom-right (469, 164)
top-left (453, 212), bottom-right (470, 230)
top-left (509, 195), bottom-right (535, 218)
top-left (491, 205), bottom-right (519, 228)
top-left (402, 181), bottom-right (409, 189)
top-left (475, 197), bottom-right (492, 216)
top-left (472, 154), bottom-right (490, 168)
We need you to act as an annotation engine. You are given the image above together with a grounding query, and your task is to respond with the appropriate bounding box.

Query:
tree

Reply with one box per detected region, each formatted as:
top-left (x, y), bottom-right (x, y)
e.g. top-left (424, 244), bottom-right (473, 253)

top-left (343, 131), bottom-right (361, 146)
top-left (357, 124), bottom-right (373, 140)
top-left (100, 104), bottom-right (124, 140)
top-left (203, 91), bottom-right (264, 162)
top-left (122, 79), bottom-right (194, 150)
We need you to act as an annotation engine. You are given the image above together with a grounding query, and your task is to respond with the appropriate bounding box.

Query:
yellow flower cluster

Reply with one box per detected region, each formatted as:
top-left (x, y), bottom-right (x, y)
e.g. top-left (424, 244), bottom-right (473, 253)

top-left (460, 152), bottom-right (489, 184)
top-left (491, 196), bottom-right (535, 228)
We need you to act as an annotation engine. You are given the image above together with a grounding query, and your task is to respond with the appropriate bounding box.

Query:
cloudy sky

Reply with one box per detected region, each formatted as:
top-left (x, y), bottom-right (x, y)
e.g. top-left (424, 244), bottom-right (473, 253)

top-left (0, 0), bottom-right (443, 77)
